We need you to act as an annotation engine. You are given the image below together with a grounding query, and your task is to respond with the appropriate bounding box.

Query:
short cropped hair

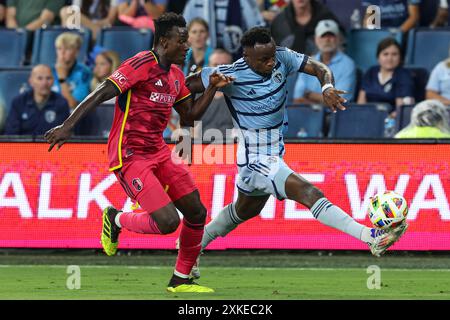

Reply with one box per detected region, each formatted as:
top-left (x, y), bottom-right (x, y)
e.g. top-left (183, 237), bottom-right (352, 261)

top-left (154, 12), bottom-right (187, 45)
top-left (241, 27), bottom-right (272, 48)
top-left (55, 32), bottom-right (82, 50)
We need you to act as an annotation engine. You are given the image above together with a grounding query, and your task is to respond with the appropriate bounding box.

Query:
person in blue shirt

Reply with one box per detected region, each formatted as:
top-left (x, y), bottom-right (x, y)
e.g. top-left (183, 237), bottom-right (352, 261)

top-left (362, 0), bottom-right (421, 33)
top-left (357, 37), bottom-right (414, 114)
top-left (293, 19), bottom-right (356, 104)
top-left (4, 64), bottom-right (70, 135)
top-left (185, 28), bottom-right (407, 279)
top-left (426, 53), bottom-right (450, 107)
top-left (52, 32), bottom-right (92, 110)
top-left (183, 17), bottom-right (214, 76)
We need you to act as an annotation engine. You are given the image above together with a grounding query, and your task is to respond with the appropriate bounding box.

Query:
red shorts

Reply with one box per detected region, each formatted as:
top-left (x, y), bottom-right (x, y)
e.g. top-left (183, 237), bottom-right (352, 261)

top-left (114, 146), bottom-right (197, 213)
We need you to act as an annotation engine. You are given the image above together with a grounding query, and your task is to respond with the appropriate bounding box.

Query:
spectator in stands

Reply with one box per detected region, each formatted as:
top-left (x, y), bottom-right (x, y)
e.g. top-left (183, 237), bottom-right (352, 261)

top-left (293, 19), bottom-right (356, 104)
top-left (90, 50), bottom-right (121, 92)
top-left (166, 0), bottom-right (187, 14)
top-left (52, 32), bottom-right (92, 109)
top-left (361, 0), bottom-right (420, 33)
top-left (357, 38), bottom-right (414, 114)
top-left (271, 0), bottom-right (342, 56)
top-left (4, 64), bottom-right (70, 135)
top-left (6, 0), bottom-right (65, 30)
top-left (117, 0), bottom-right (166, 29)
top-left (257, 0), bottom-right (289, 24)
top-left (183, 18), bottom-right (213, 76)
top-left (431, 0), bottom-right (449, 27)
top-left (193, 48), bottom-right (235, 142)
top-left (60, 1), bottom-right (119, 41)
top-left (426, 50), bottom-right (450, 106)
top-left (183, 0), bottom-right (265, 60)
top-left (0, 0), bottom-right (6, 26)
top-left (395, 99), bottom-right (450, 138)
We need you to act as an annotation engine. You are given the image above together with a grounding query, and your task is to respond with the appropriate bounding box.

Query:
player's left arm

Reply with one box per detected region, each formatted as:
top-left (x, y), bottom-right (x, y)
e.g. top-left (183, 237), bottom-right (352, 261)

top-left (302, 58), bottom-right (347, 112)
top-left (175, 72), bottom-right (234, 126)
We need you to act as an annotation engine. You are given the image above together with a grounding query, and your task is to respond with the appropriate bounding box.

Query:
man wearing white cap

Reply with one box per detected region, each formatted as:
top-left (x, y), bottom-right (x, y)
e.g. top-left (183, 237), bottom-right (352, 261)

top-left (293, 19), bottom-right (356, 104)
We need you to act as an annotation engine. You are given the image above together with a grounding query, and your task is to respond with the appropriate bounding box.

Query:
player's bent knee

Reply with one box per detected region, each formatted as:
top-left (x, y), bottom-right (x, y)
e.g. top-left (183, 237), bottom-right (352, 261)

top-left (157, 214), bottom-right (180, 234)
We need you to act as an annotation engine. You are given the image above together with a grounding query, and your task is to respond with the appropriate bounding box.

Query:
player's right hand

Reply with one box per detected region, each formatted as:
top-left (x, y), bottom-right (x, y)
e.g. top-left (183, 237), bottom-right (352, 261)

top-left (44, 124), bottom-right (72, 152)
top-left (209, 72), bottom-right (235, 88)
top-left (323, 88), bottom-right (347, 113)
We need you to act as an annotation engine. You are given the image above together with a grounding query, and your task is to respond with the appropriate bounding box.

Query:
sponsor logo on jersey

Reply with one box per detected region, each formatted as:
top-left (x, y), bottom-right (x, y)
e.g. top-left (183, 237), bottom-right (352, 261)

top-left (149, 92), bottom-right (176, 104)
top-left (155, 79), bottom-right (163, 87)
top-left (110, 71), bottom-right (128, 85)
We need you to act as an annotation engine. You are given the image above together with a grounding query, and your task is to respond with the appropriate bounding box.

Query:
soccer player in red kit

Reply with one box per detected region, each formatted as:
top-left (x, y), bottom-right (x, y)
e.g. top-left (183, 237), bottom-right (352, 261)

top-left (44, 13), bottom-right (233, 293)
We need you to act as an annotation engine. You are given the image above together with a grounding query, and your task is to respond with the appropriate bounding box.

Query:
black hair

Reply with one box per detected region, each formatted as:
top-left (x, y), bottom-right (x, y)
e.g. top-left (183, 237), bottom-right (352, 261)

top-left (241, 27), bottom-right (272, 48)
top-left (153, 12), bottom-right (186, 46)
top-left (376, 37), bottom-right (402, 58)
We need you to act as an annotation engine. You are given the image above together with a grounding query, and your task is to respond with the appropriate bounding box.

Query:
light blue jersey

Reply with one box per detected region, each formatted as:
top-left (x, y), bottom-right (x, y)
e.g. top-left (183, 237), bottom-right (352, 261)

top-left (201, 47), bottom-right (308, 168)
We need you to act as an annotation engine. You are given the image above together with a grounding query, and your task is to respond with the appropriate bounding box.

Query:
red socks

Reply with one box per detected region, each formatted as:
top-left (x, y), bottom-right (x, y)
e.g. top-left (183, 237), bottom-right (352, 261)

top-left (119, 212), bottom-right (162, 234)
top-left (174, 219), bottom-right (204, 277)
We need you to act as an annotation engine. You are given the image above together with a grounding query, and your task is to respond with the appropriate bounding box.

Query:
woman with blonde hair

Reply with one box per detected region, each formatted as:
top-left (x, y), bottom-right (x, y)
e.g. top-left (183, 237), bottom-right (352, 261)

top-left (183, 17), bottom-right (213, 76)
top-left (91, 50), bottom-right (121, 92)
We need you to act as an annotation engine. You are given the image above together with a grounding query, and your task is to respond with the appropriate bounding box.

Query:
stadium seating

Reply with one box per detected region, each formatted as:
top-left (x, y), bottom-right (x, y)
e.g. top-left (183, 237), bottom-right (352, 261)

top-left (323, 0), bottom-right (361, 31)
top-left (75, 103), bottom-right (115, 137)
top-left (404, 66), bottom-right (429, 103)
top-left (286, 73), bottom-right (298, 105)
top-left (285, 104), bottom-right (326, 138)
top-left (31, 27), bottom-right (91, 66)
top-left (405, 28), bottom-right (450, 72)
top-left (0, 68), bottom-right (31, 115)
top-left (328, 103), bottom-right (390, 138)
top-left (96, 27), bottom-right (154, 62)
top-left (0, 28), bottom-right (28, 68)
top-left (346, 29), bottom-right (402, 72)
top-left (395, 104), bottom-right (415, 132)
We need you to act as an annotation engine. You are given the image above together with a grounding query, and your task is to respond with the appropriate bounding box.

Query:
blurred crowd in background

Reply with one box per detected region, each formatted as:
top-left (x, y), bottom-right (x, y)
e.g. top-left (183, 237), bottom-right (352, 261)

top-left (0, 0), bottom-right (449, 140)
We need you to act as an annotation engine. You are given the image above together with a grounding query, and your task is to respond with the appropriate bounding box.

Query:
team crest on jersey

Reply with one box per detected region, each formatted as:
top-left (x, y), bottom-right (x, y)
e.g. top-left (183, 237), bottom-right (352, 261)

top-left (272, 71), bottom-right (283, 83)
top-left (45, 110), bottom-right (56, 123)
top-left (132, 178), bottom-right (143, 192)
top-left (174, 80), bottom-right (180, 94)
top-left (149, 92), bottom-right (176, 104)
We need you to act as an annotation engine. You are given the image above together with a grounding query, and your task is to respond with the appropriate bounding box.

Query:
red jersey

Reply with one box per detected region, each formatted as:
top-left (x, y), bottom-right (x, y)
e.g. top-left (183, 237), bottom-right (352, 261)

top-left (106, 50), bottom-right (191, 171)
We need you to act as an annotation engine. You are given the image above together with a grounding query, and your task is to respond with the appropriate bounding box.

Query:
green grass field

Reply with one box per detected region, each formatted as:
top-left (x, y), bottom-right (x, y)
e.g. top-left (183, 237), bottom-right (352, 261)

top-left (1, 251), bottom-right (450, 300)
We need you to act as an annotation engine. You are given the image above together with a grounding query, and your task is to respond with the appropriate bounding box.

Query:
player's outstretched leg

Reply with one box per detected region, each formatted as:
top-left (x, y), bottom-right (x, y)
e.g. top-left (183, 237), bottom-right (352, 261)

top-left (285, 173), bottom-right (407, 256)
top-left (167, 190), bottom-right (214, 293)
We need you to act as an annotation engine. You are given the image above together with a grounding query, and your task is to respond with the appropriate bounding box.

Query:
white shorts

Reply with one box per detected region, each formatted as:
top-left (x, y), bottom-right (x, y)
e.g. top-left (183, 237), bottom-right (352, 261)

top-left (236, 154), bottom-right (294, 200)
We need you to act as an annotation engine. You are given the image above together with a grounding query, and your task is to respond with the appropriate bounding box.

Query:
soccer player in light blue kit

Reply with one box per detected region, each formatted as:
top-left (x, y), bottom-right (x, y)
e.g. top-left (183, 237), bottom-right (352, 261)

top-left (186, 27), bottom-right (407, 278)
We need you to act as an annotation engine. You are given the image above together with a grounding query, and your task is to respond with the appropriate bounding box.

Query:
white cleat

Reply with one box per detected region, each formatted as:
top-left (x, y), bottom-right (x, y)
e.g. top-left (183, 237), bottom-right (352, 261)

top-left (369, 222), bottom-right (408, 257)
top-left (175, 238), bottom-right (202, 279)
top-left (191, 254), bottom-right (201, 279)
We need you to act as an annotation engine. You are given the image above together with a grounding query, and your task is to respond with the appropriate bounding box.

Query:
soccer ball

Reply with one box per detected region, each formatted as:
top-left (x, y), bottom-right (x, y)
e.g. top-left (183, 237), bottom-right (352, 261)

top-left (367, 191), bottom-right (408, 230)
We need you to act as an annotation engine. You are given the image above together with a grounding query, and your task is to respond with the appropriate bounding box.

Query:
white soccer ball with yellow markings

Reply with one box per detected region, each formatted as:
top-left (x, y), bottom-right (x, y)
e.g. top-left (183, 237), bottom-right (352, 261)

top-left (367, 191), bottom-right (408, 230)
